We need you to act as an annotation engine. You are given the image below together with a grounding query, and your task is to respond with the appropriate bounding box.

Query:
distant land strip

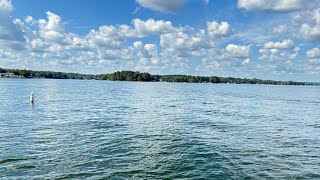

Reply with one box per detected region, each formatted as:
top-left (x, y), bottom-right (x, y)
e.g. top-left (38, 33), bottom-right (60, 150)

top-left (0, 67), bottom-right (319, 86)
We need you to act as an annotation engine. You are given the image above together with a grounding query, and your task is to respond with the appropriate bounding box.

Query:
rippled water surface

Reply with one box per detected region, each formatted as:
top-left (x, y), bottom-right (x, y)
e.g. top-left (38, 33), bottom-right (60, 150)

top-left (1, 79), bottom-right (320, 179)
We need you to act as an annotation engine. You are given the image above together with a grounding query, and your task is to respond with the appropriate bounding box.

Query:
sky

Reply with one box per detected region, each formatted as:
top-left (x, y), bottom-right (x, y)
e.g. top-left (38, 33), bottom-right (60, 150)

top-left (0, 0), bottom-right (320, 81)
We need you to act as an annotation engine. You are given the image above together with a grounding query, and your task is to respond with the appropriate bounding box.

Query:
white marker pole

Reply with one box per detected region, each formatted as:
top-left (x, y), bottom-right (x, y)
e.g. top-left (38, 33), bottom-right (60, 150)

top-left (30, 92), bottom-right (34, 104)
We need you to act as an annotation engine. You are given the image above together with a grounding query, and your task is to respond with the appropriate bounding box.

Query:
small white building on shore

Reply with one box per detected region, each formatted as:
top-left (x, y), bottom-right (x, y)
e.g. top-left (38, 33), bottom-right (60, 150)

top-left (0, 73), bottom-right (15, 77)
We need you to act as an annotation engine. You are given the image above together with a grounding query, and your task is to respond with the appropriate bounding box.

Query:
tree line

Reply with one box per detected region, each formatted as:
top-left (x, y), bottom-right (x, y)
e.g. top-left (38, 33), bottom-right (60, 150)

top-left (0, 67), bottom-right (94, 79)
top-left (160, 75), bottom-right (317, 85)
top-left (95, 71), bottom-right (161, 82)
top-left (0, 67), bottom-right (318, 86)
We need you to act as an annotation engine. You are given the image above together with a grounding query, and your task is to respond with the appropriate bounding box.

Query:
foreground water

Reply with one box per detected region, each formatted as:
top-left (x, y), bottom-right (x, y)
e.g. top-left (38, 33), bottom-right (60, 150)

top-left (0, 79), bottom-right (319, 179)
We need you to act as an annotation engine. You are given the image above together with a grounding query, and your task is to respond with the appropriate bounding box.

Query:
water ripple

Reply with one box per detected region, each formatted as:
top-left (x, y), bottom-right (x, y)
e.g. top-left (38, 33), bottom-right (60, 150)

top-left (0, 79), bottom-right (319, 179)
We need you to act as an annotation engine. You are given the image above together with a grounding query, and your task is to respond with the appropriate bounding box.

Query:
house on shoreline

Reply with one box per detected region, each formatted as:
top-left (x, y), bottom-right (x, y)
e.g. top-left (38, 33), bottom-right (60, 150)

top-left (0, 73), bottom-right (20, 78)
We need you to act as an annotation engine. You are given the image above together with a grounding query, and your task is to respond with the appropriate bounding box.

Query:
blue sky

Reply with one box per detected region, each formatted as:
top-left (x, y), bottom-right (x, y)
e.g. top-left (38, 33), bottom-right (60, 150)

top-left (0, 0), bottom-right (320, 81)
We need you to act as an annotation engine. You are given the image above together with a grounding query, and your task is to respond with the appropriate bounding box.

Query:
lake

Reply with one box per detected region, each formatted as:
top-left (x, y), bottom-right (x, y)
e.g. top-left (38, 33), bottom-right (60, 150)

top-left (0, 79), bottom-right (320, 179)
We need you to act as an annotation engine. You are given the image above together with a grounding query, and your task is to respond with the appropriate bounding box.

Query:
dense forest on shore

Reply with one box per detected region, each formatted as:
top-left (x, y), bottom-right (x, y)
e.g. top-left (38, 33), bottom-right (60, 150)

top-left (1, 67), bottom-right (319, 86)
top-left (0, 67), bottom-right (92, 79)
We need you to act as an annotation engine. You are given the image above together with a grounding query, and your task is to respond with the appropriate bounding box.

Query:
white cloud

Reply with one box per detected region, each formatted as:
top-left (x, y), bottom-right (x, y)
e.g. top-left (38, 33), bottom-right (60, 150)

top-left (133, 41), bottom-right (162, 66)
top-left (259, 40), bottom-right (299, 61)
top-left (86, 25), bottom-right (124, 49)
top-left (144, 44), bottom-right (157, 55)
top-left (0, 16), bottom-right (25, 42)
top-left (27, 38), bottom-right (48, 52)
top-left (300, 9), bottom-right (320, 42)
top-left (98, 48), bottom-right (133, 61)
top-left (207, 21), bottom-right (233, 38)
top-left (20, 12), bottom-right (92, 63)
top-left (238, 0), bottom-right (265, 11)
top-left (290, 46), bottom-right (300, 59)
top-left (67, 36), bottom-right (90, 51)
top-left (160, 31), bottom-right (207, 51)
top-left (160, 29), bottom-right (216, 59)
top-left (136, 0), bottom-right (187, 13)
top-left (1, 5), bottom-right (236, 73)
top-left (226, 44), bottom-right (250, 58)
top-left (13, 18), bottom-right (36, 39)
top-left (76, 51), bottom-right (97, 66)
top-left (309, 59), bottom-right (320, 65)
top-left (47, 43), bottom-right (62, 52)
top-left (0, 49), bottom-right (20, 59)
top-left (37, 11), bottom-right (69, 44)
top-left (131, 18), bottom-right (177, 37)
top-left (39, 12), bottom-right (64, 33)
top-left (242, 58), bottom-right (251, 65)
top-left (144, 44), bottom-right (161, 65)
top-left (25, 16), bottom-right (36, 25)
top-left (263, 39), bottom-right (295, 49)
top-left (158, 21), bottom-right (233, 66)
top-left (133, 41), bottom-right (143, 49)
top-left (0, 0), bottom-right (26, 50)
top-left (306, 48), bottom-right (320, 58)
top-left (1, 2), bottom-right (319, 79)
top-left (0, 0), bottom-right (13, 13)
top-left (238, 0), bottom-right (320, 12)
top-left (272, 25), bottom-right (288, 35)
top-left (86, 18), bottom-right (180, 49)
top-left (36, 11), bottom-right (85, 47)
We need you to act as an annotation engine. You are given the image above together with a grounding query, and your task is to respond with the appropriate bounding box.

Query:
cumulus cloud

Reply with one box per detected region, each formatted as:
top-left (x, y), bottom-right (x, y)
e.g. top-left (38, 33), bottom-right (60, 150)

top-left (0, 16), bottom-right (25, 42)
top-left (306, 48), bottom-right (320, 58)
top-left (136, 0), bottom-right (187, 13)
top-left (1, 1), bottom-right (237, 73)
top-left (272, 25), bottom-right (288, 35)
top-left (16, 13), bottom-right (191, 67)
top-left (27, 38), bottom-right (49, 52)
top-left (160, 30), bottom-right (208, 51)
top-left (226, 44), bottom-right (250, 58)
top-left (159, 28), bottom-right (220, 59)
top-left (207, 21), bottom-right (233, 38)
top-left (25, 16), bottom-right (36, 25)
top-left (87, 18), bottom-right (180, 48)
top-left (38, 11), bottom-right (68, 44)
top-left (238, 0), bottom-right (320, 12)
top-left (300, 9), bottom-right (320, 42)
top-left (0, 0), bottom-right (26, 50)
top-left (98, 48), bottom-right (134, 61)
top-left (86, 25), bottom-right (125, 49)
top-left (133, 41), bottom-right (162, 66)
top-left (158, 21), bottom-right (233, 63)
top-left (0, 0), bottom-right (13, 13)
top-left (2, 1), bottom-right (318, 78)
top-left (131, 18), bottom-right (177, 37)
top-left (259, 40), bottom-right (299, 61)
top-left (242, 58), bottom-right (251, 65)
top-left (40, 12), bottom-right (64, 33)
top-left (0, 49), bottom-right (20, 59)
top-left (263, 39), bottom-right (295, 49)
top-left (309, 59), bottom-right (320, 66)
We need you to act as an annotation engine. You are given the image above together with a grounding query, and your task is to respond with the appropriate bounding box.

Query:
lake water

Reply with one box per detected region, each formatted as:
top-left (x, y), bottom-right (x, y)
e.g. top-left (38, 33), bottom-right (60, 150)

top-left (0, 79), bottom-right (320, 179)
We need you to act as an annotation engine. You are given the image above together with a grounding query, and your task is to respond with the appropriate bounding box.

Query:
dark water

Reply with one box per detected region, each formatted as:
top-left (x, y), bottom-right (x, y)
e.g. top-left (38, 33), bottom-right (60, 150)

top-left (0, 79), bottom-right (320, 179)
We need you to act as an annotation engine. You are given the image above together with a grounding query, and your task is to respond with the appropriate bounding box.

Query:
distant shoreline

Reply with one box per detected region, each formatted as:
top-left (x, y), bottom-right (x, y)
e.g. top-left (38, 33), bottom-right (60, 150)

top-left (1, 68), bottom-right (319, 86)
top-left (0, 77), bottom-right (25, 79)
top-left (2, 77), bottom-right (320, 87)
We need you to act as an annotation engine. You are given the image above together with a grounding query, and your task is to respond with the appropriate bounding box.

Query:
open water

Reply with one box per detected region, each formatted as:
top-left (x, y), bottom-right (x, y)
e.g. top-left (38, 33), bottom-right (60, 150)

top-left (0, 79), bottom-right (319, 179)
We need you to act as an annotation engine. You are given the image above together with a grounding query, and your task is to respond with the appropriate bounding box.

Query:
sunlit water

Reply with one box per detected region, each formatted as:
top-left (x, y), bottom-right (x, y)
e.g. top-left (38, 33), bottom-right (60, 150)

top-left (0, 79), bottom-right (320, 179)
